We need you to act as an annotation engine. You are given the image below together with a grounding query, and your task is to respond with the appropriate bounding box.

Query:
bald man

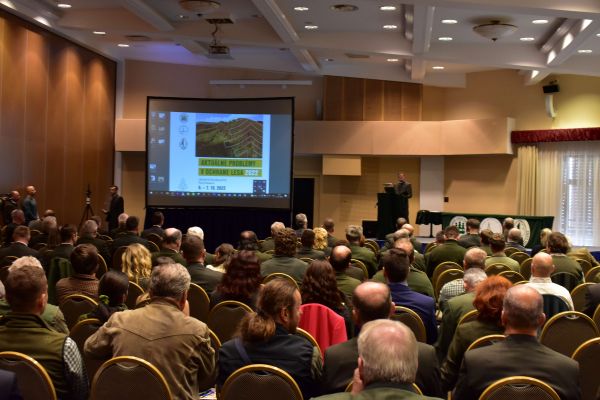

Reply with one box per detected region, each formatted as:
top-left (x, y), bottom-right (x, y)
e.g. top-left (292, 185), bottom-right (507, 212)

top-left (525, 252), bottom-right (574, 310)
top-left (322, 282), bottom-right (442, 397)
top-left (152, 228), bottom-right (187, 266)
top-left (453, 286), bottom-right (580, 400)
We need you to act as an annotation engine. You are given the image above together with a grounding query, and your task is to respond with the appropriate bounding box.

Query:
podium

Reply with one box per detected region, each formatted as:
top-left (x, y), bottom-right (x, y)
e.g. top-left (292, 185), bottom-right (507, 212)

top-left (376, 192), bottom-right (408, 239)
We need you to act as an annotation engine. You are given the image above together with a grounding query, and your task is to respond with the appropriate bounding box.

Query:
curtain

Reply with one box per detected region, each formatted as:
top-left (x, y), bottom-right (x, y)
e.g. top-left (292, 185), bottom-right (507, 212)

top-left (516, 145), bottom-right (538, 215)
top-left (536, 143), bottom-right (563, 231)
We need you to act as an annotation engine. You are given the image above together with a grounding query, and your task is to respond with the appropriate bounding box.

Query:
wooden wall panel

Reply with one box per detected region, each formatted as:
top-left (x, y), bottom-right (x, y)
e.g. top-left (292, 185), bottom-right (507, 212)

top-left (324, 76), bottom-right (422, 122)
top-left (0, 9), bottom-right (116, 226)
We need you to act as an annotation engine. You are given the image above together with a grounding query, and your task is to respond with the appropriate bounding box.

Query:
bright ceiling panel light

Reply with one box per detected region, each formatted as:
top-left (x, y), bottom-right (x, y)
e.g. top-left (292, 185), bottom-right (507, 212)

top-left (387, 58), bottom-right (399, 62)
top-left (304, 24), bottom-right (318, 30)
top-left (441, 19), bottom-right (457, 24)
top-left (383, 24), bottom-right (398, 30)
top-left (578, 49), bottom-right (592, 53)
top-left (438, 36), bottom-right (453, 41)
top-left (432, 66), bottom-right (445, 70)
top-left (118, 43), bottom-right (130, 47)
top-left (93, 31), bottom-right (106, 35)
top-left (57, 3), bottom-right (71, 8)
top-left (34, 16), bottom-right (50, 26)
top-left (520, 37), bottom-right (535, 41)
top-left (379, 6), bottom-right (397, 11)
top-left (0, 1), bottom-right (15, 9)
top-left (294, 6), bottom-right (308, 11)
top-left (532, 19), bottom-right (548, 24)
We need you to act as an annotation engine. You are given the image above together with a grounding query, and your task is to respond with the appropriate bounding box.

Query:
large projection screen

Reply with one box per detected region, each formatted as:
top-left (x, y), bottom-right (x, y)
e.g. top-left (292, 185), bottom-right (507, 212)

top-left (146, 97), bottom-right (294, 209)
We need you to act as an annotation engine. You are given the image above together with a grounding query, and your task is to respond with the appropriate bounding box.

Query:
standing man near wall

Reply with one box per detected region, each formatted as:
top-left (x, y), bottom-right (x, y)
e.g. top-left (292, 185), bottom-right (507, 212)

top-left (23, 186), bottom-right (39, 226)
top-left (394, 173), bottom-right (412, 223)
top-left (102, 186), bottom-right (124, 232)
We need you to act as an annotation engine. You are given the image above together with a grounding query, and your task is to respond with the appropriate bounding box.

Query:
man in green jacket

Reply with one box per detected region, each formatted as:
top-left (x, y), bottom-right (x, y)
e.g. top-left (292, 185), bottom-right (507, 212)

top-left (346, 225), bottom-right (378, 277)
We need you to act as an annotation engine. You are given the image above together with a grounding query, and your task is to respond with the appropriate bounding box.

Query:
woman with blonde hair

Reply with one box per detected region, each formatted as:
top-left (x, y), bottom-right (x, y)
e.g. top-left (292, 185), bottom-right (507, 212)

top-left (121, 243), bottom-right (153, 290)
top-left (313, 227), bottom-right (331, 257)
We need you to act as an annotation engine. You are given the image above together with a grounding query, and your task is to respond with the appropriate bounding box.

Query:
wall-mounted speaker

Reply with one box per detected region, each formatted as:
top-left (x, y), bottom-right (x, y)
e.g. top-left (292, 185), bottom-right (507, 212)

top-left (543, 84), bottom-right (560, 94)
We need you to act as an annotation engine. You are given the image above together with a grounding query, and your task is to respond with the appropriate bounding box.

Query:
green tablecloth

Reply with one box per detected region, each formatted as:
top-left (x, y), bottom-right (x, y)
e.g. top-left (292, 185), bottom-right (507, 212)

top-left (440, 212), bottom-right (554, 248)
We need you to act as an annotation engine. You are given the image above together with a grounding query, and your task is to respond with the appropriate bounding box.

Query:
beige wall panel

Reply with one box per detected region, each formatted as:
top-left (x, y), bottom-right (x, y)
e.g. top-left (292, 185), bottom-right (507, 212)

top-left (383, 81), bottom-right (404, 120)
top-left (121, 152), bottom-right (146, 219)
top-left (342, 77), bottom-right (364, 120)
top-left (364, 79), bottom-right (384, 121)
top-left (401, 83), bottom-right (422, 120)
top-left (422, 85), bottom-right (446, 121)
top-left (322, 155), bottom-right (361, 176)
top-left (323, 76), bottom-right (344, 120)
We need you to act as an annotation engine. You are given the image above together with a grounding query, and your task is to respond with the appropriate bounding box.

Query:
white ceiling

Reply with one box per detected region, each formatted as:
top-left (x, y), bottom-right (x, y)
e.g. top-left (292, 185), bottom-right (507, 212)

top-left (6, 0), bottom-right (600, 87)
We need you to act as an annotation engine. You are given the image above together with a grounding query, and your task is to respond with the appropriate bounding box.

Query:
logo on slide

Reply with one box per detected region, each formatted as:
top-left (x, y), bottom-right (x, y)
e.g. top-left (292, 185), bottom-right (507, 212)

top-left (449, 216), bottom-right (468, 234)
top-left (514, 219), bottom-right (531, 246)
top-left (480, 218), bottom-right (503, 234)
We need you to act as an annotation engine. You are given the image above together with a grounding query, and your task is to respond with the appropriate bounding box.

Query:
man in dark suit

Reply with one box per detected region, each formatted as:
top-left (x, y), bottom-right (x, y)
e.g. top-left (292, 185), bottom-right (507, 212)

top-left (0, 369), bottom-right (22, 400)
top-left (151, 228), bottom-right (187, 266)
top-left (322, 281), bottom-right (442, 397)
top-left (102, 185), bottom-right (124, 232)
top-left (110, 216), bottom-right (150, 254)
top-left (296, 229), bottom-right (325, 260)
top-left (386, 248), bottom-right (437, 344)
top-left (141, 211), bottom-right (164, 239)
top-left (453, 285), bottom-right (581, 400)
top-left (0, 226), bottom-right (39, 262)
top-left (42, 224), bottom-right (77, 267)
top-left (1, 190), bottom-right (20, 226)
top-left (457, 218), bottom-right (481, 249)
top-left (181, 235), bottom-right (222, 293)
top-left (425, 225), bottom-right (466, 276)
top-left (345, 225), bottom-right (377, 277)
top-left (583, 282), bottom-right (600, 318)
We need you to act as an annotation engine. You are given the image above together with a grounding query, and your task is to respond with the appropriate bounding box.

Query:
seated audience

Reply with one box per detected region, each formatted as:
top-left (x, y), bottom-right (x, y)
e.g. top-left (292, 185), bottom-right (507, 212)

top-left (296, 229), bottom-right (325, 260)
top-left (2, 209), bottom-right (26, 248)
top-left (441, 275), bottom-right (512, 391)
top-left (90, 215), bottom-right (109, 236)
top-left (141, 211), bottom-right (164, 238)
top-left (238, 230), bottom-right (271, 263)
top-left (345, 225), bottom-right (377, 277)
top-left (506, 227), bottom-right (527, 251)
top-left (323, 217), bottom-right (338, 248)
top-left (43, 224), bottom-right (77, 267)
top-left (1, 190), bottom-right (20, 227)
top-left (0, 226), bottom-right (39, 261)
top-left (301, 260), bottom-right (352, 338)
top-left (329, 245), bottom-right (362, 301)
top-left (322, 281), bottom-right (443, 397)
top-left (0, 263), bottom-right (88, 399)
top-left (110, 216), bottom-right (150, 253)
top-left (210, 250), bottom-right (262, 308)
top-left (85, 262), bottom-right (215, 400)
top-left (0, 256), bottom-right (68, 333)
top-left (217, 278), bottom-right (322, 399)
top-left (484, 233), bottom-right (520, 271)
top-left (181, 235), bottom-right (222, 293)
top-left (81, 270), bottom-right (128, 323)
top-left (453, 285), bottom-right (580, 400)
top-left (207, 243), bottom-right (234, 273)
top-left (385, 248), bottom-right (437, 344)
top-left (525, 252), bottom-right (574, 309)
top-left (531, 227), bottom-right (552, 257)
top-left (425, 225), bottom-right (466, 276)
top-left (316, 319), bottom-right (441, 400)
top-left (258, 221), bottom-right (285, 252)
top-left (402, 223), bottom-right (423, 254)
top-left (294, 213), bottom-right (308, 238)
top-left (260, 228), bottom-right (308, 285)
top-left (122, 243), bottom-right (153, 290)
top-left (502, 217), bottom-right (514, 240)
top-left (457, 219), bottom-right (481, 249)
top-left (187, 226), bottom-right (215, 265)
top-left (479, 228), bottom-right (493, 256)
top-left (313, 227), bottom-right (331, 257)
top-left (547, 232), bottom-right (584, 283)
top-left (151, 227), bottom-right (186, 266)
top-left (76, 219), bottom-right (111, 265)
top-left (109, 212), bottom-right (128, 238)
top-left (55, 244), bottom-right (99, 303)
top-left (29, 216), bottom-right (59, 249)
top-left (382, 217), bottom-right (407, 250)
top-left (438, 247), bottom-right (487, 310)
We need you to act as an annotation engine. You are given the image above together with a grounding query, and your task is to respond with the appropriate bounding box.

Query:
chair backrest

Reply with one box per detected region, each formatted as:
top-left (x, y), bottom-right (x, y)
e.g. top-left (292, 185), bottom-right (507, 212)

top-left (363, 239), bottom-right (379, 255)
top-left (0, 255), bottom-right (18, 267)
top-left (112, 246), bottom-right (128, 271)
top-left (391, 306), bottom-right (427, 343)
top-left (551, 271), bottom-right (580, 291)
top-left (584, 266), bottom-right (600, 283)
top-left (519, 258), bottom-right (533, 280)
top-left (434, 269), bottom-right (464, 300)
top-left (296, 327), bottom-right (322, 356)
top-left (187, 282), bottom-right (210, 322)
top-left (219, 364), bottom-right (303, 400)
top-left (59, 294), bottom-right (98, 330)
top-left (539, 311), bottom-right (600, 357)
top-left (479, 376), bottom-right (560, 400)
top-left (571, 283), bottom-right (595, 312)
top-left (125, 281), bottom-right (145, 310)
top-left (457, 309), bottom-right (479, 326)
top-left (498, 270), bottom-right (526, 285)
top-left (299, 303), bottom-right (348, 356)
top-left (350, 259), bottom-right (369, 280)
top-left (145, 233), bottom-right (163, 248)
top-left (575, 258), bottom-right (593, 277)
top-left (98, 234), bottom-right (112, 242)
top-left (466, 334), bottom-right (506, 352)
top-left (571, 337), bottom-right (600, 400)
top-left (593, 304), bottom-right (600, 332)
top-left (263, 273), bottom-right (300, 289)
top-left (542, 294), bottom-right (571, 321)
top-left (509, 251), bottom-right (530, 265)
top-left (147, 241), bottom-right (160, 253)
top-left (485, 263), bottom-right (512, 276)
top-left (33, 242), bottom-right (47, 251)
top-left (207, 300), bottom-right (253, 343)
top-left (47, 257), bottom-right (75, 305)
top-left (91, 356), bottom-right (173, 400)
top-left (30, 229), bottom-right (42, 237)
top-left (299, 257), bottom-right (314, 264)
top-left (432, 261), bottom-right (462, 289)
top-left (69, 318), bottom-right (104, 383)
top-left (96, 254), bottom-right (108, 279)
top-left (503, 247), bottom-right (520, 257)
top-left (0, 351), bottom-right (57, 400)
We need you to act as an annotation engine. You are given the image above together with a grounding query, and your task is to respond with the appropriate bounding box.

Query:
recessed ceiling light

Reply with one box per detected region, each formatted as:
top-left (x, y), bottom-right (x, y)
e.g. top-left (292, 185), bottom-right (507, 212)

top-left (294, 6), bottom-right (309, 11)
top-left (383, 24), bottom-right (398, 30)
top-left (441, 19), bottom-right (457, 24)
top-left (57, 3), bottom-right (71, 8)
top-left (578, 49), bottom-right (592, 53)
top-left (34, 16), bottom-right (50, 26)
top-left (520, 37), bottom-right (535, 41)
top-left (0, 1), bottom-right (16, 9)
top-left (304, 24), bottom-right (318, 30)
top-left (387, 58), bottom-right (399, 62)
top-left (438, 36), bottom-right (453, 41)
top-left (118, 43), bottom-right (130, 47)
top-left (532, 19), bottom-right (548, 24)
top-left (379, 6), bottom-right (397, 11)
top-left (93, 31), bottom-right (106, 35)
top-left (432, 66), bottom-right (445, 70)
top-left (596, 33), bottom-right (600, 37)
top-left (324, 58), bottom-right (334, 62)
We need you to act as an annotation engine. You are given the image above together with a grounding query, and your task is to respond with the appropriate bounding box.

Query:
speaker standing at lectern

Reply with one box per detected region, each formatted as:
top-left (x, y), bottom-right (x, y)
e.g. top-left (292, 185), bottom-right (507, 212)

top-left (394, 173), bottom-right (412, 199)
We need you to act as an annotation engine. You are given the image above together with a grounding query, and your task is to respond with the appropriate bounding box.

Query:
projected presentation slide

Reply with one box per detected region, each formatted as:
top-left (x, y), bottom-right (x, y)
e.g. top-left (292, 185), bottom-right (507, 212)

top-left (146, 97), bottom-right (293, 209)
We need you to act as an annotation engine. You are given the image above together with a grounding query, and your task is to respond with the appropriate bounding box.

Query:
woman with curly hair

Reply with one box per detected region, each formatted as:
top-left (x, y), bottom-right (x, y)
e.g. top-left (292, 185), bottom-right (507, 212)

top-left (313, 227), bottom-right (332, 257)
top-left (300, 259), bottom-right (352, 337)
top-left (210, 250), bottom-right (262, 308)
top-left (441, 275), bottom-right (512, 391)
top-left (121, 243), bottom-right (153, 290)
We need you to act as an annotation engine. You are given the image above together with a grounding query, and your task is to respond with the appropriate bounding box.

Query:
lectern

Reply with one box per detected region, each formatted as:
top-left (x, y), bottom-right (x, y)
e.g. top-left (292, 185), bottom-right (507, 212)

top-left (376, 192), bottom-right (408, 239)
